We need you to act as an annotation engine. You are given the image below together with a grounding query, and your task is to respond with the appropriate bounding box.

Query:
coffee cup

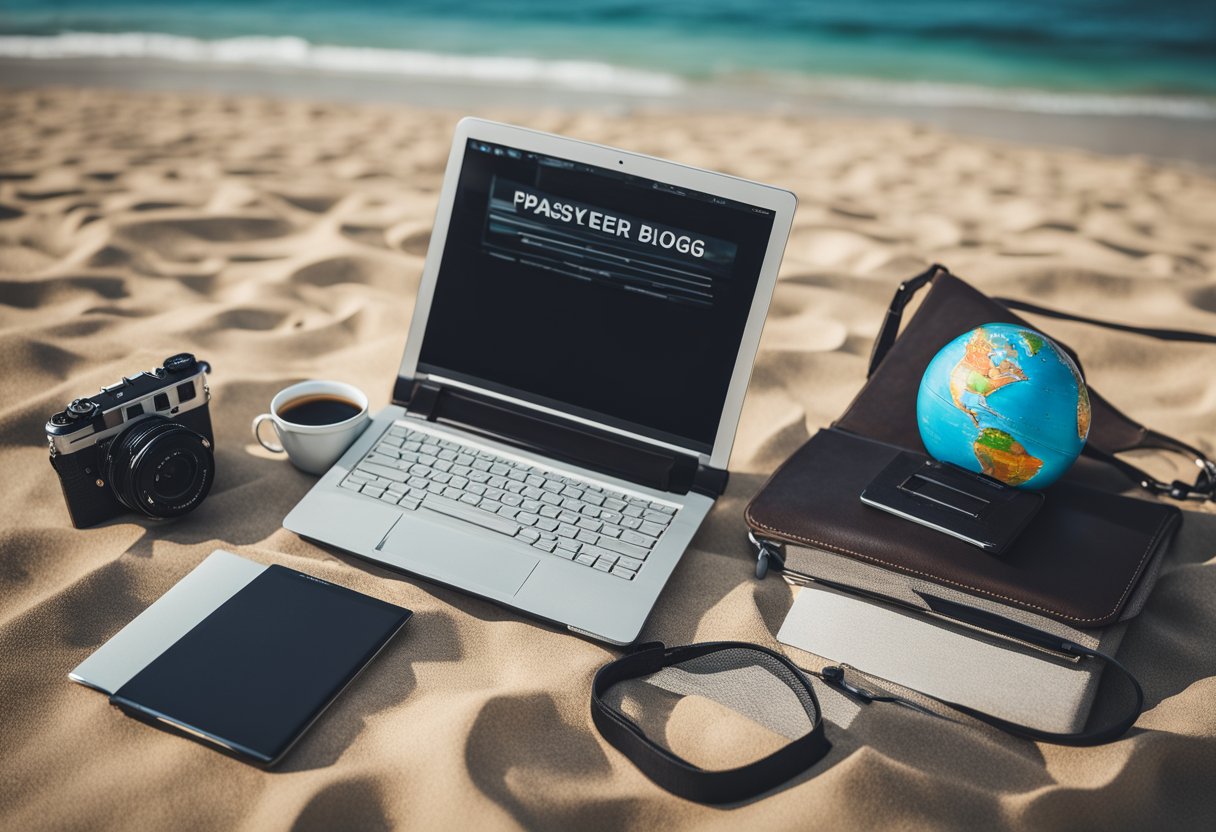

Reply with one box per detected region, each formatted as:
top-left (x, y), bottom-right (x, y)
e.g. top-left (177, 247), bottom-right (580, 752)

top-left (252, 381), bottom-right (369, 475)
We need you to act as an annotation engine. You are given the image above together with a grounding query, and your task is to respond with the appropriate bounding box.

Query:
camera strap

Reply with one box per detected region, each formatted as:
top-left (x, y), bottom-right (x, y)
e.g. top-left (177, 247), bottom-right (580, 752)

top-left (591, 638), bottom-right (1143, 804)
top-left (591, 642), bottom-right (830, 805)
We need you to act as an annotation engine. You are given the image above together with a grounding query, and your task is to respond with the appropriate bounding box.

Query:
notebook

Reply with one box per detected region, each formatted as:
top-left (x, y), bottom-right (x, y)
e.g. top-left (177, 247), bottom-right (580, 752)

top-left (70, 550), bottom-right (412, 766)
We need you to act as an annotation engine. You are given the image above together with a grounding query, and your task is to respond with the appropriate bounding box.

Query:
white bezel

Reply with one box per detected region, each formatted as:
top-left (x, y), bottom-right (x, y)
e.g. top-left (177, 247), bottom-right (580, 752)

top-left (396, 117), bottom-right (796, 471)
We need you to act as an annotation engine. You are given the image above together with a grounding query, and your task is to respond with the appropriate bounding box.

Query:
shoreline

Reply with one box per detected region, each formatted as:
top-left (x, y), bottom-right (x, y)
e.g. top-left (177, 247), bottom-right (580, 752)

top-left (2, 57), bottom-right (1215, 169)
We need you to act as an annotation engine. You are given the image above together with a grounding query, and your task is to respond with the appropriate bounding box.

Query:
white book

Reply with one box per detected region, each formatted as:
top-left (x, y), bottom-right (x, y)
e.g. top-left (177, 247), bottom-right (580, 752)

top-left (777, 584), bottom-right (1122, 735)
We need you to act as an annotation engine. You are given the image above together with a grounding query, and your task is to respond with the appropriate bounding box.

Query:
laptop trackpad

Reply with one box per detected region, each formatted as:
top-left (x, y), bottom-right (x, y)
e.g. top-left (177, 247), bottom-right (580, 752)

top-left (377, 516), bottom-right (539, 598)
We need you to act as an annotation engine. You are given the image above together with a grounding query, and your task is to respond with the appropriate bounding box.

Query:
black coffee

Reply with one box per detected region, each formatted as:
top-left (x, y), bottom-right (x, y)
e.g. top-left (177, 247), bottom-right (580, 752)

top-left (278, 395), bottom-right (361, 426)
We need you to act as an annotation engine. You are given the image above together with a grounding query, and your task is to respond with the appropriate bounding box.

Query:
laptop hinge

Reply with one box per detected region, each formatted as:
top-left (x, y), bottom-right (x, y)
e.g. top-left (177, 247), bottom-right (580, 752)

top-left (392, 374), bottom-right (416, 408)
top-left (691, 464), bottom-right (729, 499)
top-left (393, 379), bottom-right (727, 497)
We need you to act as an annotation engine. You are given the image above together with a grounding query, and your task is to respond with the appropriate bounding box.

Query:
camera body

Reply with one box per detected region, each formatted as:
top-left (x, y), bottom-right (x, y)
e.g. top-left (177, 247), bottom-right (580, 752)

top-left (48, 353), bottom-right (216, 528)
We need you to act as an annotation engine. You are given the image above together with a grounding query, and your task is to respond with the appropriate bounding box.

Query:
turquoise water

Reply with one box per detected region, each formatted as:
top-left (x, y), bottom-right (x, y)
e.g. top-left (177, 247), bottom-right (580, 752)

top-left (1, 0), bottom-right (1214, 113)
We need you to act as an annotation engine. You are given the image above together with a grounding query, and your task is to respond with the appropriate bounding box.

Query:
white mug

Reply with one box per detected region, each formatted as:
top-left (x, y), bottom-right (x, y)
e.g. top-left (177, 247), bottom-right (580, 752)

top-left (252, 380), bottom-right (370, 475)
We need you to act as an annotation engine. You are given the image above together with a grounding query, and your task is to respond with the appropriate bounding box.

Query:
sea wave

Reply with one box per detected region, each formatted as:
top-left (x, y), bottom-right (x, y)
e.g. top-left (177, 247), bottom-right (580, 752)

top-left (786, 76), bottom-right (1216, 120)
top-left (1, 31), bottom-right (1214, 120)
top-left (0, 32), bottom-right (685, 95)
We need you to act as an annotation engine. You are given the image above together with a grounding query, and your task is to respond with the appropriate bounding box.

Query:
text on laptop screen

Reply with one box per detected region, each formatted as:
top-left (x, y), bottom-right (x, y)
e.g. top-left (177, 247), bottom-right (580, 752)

top-left (417, 139), bottom-right (777, 453)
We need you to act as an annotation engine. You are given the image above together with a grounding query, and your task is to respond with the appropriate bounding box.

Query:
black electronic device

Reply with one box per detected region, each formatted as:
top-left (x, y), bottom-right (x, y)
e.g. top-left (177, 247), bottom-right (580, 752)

top-left (860, 451), bottom-right (1043, 555)
top-left (109, 564), bottom-right (410, 766)
top-left (46, 353), bottom-right (215, 528)
top-left (70, 551), bottom-right (413, 767)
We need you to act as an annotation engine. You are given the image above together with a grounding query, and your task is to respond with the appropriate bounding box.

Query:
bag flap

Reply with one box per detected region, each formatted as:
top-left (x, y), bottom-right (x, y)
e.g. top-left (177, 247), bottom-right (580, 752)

top-left (835, 271), bottom-right (1151, 457)
top-left (744, 429), bottom-right (1180, 627)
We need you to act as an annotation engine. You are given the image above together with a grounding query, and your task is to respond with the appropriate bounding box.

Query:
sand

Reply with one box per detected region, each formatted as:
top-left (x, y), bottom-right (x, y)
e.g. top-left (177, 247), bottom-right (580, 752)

top-left (1, 86), bottom-right (1214, 830)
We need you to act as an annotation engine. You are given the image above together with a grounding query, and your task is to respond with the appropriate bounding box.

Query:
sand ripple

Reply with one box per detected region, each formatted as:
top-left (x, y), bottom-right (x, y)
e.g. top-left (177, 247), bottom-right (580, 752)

top-left (1, 87), bottom-right (1214, 830)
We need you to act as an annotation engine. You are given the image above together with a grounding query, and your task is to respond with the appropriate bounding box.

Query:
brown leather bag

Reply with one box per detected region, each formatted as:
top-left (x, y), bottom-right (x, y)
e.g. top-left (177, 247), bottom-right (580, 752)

top-left (741, 265), bottom-right (1210, 744)
top-left (746, 264), bottom-right (1200, 629)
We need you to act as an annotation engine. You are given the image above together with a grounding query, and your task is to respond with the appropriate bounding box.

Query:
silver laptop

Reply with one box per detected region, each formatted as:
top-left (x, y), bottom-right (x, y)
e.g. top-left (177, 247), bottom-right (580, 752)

top-left (284, 118), bottom-right (795, 644)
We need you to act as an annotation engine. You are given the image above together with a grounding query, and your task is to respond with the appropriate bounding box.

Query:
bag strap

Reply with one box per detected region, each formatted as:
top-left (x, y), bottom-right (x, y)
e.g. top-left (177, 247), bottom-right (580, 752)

top-left (992, 298), bottom-right (1216, 345)
top-left (868, 264), bottom-right (1216, 502)
top-left (591, 641), bottom-right (832, 805)
top-left (812, 588), bottom-right (1144, 746)
top-left (818, 643), bottom-right (1141, 746)
top-left (592, 635), bottom-right (1141, 803)
top-left (866, 262), bottom-right (947, 378)
top-left (1085, 443), bottom-right (1216, 502)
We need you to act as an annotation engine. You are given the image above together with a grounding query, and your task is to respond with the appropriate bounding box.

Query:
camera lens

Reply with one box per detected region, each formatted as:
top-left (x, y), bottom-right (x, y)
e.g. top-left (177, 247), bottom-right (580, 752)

top-left (103, 415), bottom-right (215, 519)
top-left (154, 453), bottom-right (198, 501)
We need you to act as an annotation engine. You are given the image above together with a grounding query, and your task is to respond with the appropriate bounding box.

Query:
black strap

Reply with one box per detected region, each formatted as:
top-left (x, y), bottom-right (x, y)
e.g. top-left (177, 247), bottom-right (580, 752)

top-left (865, 262), bottom-right (945, 378)
top-left (1086, 443), bottom-right (1216, 502)
top-left (815, 588), bottom-right (1145, 746)
top-left (993, 298), bottom-right (1216, 345)
top-left (815, 649), bottom-right (1140, 747)
top-left (869, 264), bottom-right (1216, 373)
top-left (592, 633), bottom-right (1142, 803)
top-left (920, 642), bottom-right (1142, 745)
top-left (591, 641), bottom-right (832, 805)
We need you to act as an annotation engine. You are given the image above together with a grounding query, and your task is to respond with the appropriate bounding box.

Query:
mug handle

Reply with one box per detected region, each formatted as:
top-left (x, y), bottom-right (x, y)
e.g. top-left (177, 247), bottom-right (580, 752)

top-left (252, 413), bottom-right (284, 453)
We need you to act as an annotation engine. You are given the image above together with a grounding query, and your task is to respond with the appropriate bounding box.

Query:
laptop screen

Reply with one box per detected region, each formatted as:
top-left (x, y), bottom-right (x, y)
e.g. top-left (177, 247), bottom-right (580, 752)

top-left (417, 138), bottom-right (777, 454)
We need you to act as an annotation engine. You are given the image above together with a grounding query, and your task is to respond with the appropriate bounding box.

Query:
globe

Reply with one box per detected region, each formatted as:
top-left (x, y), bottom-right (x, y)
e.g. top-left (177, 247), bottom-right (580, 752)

top-left (916, 322), bottom-right (1091, 489)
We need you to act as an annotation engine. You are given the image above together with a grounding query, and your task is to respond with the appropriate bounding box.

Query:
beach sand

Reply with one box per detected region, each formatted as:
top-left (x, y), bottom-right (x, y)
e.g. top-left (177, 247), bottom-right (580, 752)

top-left (1, 86), bottom-right (1214, 830)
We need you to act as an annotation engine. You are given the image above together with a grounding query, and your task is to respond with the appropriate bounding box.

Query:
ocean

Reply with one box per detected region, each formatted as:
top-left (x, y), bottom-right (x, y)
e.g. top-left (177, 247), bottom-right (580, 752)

top-left (1, 0), bottom-right (1214, 119)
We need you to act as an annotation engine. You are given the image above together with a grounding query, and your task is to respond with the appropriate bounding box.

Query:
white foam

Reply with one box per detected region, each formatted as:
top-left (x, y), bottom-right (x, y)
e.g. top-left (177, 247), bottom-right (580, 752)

top-left (2, 32), bottom-right (1213, 120)
top-left (788, 75), bottom-right (1216, 120)
top-left (0, 32), bottom-right (684, 95)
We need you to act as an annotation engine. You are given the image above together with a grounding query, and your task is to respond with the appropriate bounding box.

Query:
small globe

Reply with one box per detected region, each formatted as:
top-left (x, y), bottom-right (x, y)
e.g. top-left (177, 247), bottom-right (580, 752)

top-left (916, 322), bottom-right (1091, 489)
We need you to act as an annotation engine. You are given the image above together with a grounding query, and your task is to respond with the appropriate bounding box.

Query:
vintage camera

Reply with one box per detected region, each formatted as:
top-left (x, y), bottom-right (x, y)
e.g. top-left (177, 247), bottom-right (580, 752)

top-left (47, 353), bottom-right (216, 528)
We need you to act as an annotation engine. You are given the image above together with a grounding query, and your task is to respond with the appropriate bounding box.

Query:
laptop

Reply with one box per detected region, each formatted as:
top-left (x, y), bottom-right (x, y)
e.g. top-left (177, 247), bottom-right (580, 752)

top-left (284, 118), bottom-right (795, 644)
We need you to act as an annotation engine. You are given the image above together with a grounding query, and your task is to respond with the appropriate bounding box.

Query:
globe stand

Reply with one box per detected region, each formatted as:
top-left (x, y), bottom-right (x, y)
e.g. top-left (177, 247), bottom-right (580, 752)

top-left (860, 451), bottom-right (1044, 557)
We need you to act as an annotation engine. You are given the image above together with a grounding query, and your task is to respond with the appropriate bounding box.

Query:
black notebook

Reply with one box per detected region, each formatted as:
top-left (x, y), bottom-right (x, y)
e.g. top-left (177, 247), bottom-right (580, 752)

top-left (72, 552), bottom-right (411, 766)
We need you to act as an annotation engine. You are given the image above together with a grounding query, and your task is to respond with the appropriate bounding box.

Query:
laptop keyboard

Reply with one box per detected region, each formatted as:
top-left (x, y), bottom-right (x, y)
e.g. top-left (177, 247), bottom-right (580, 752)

top-left (340, 422), bottom-right (678, 581)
